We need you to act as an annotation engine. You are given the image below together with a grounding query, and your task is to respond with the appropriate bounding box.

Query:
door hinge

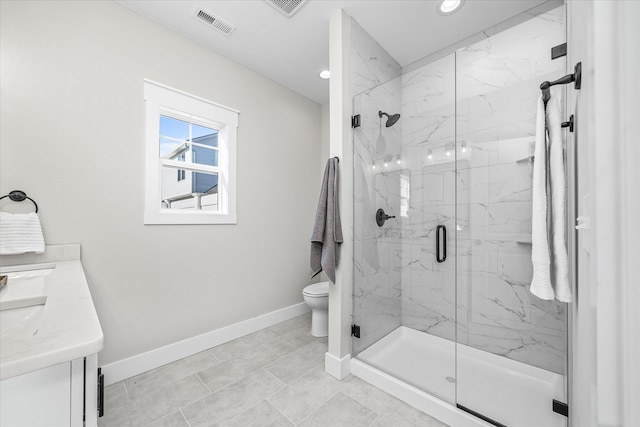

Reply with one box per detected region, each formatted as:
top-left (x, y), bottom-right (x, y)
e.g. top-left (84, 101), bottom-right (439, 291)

top-left (351, 324), bottom-right (361, 338)
top-left (553, 399), bottom-right (568, 417)
top-left (98, 367), bottom-right (105, 418)
top-left (351, 114), bottom-right (361, 128)
top-left (551, 43), bottom-right (567, 60)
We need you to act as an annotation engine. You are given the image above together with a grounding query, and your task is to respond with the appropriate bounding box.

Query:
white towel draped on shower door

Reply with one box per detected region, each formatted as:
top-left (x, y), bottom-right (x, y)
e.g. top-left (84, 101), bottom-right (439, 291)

top-left (530, 94), bottom-right (572, 303)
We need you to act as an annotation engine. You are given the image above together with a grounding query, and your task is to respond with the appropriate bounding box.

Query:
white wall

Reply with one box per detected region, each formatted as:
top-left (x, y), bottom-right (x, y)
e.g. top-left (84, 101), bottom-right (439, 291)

top-left (0, 0), bottom-right (322, 366)
top-left (320, 103), bottom-right (330, 176)
top-left (327, 10), bottom-right (353, 371)
top-left (314, 102), bottom-right (331, 285)
top-left (569, 1), bottom-right (640, 425)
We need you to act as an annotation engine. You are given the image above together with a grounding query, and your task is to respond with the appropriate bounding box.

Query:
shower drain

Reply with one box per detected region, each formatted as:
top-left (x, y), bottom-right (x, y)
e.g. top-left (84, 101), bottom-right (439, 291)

top-left (445, 376), bottom-right (456, 383)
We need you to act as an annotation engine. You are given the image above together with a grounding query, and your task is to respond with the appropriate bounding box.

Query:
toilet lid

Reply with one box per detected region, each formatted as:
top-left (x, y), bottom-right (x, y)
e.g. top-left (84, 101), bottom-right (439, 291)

top-left (303, 281), bottom-right (329, 296)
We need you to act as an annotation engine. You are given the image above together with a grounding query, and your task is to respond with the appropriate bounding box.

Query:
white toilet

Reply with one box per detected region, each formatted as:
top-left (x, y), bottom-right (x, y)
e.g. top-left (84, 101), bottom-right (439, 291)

top-left (302, 281), bottom-right (329, 337)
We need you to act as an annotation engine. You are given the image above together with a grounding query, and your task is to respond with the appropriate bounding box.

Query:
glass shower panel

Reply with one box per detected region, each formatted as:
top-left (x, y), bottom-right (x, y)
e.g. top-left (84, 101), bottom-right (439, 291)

top-left (352, 76), bottom-right (403, 357)
top-left (398, 53), bottom-right (457, 402)
top-left (352, 53), bottom-right (457, 403)
top-left (455, 6), bottom-right (568, 425)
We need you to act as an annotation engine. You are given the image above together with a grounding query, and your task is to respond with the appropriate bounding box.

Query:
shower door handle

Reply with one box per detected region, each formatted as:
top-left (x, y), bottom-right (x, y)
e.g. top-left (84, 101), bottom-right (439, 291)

top-left (436, 225), bottom-right (447, 263)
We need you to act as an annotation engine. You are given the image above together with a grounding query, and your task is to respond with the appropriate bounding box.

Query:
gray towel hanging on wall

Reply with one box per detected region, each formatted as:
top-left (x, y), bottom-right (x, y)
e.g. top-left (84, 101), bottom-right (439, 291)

top-left (310, 157), bottom-right (343, 283)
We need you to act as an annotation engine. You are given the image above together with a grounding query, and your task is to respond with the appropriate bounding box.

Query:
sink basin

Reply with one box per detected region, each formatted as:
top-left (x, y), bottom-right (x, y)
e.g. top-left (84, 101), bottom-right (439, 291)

top-left (0, 263), bottom-right (55, 279)
top-left (0, 298), bottom-right (47, 338)
top-left (0, 263), bottom-right (53, 340)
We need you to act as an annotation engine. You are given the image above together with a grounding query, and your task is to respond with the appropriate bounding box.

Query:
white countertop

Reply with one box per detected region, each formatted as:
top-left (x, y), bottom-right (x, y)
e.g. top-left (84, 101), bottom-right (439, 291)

top-left (0, 259), bottom-right (104, 380)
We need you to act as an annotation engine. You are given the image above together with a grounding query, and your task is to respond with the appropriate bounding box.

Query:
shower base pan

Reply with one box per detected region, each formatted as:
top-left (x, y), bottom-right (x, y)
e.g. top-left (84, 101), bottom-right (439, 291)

top-left (351, 326), bottom-right (566, 427)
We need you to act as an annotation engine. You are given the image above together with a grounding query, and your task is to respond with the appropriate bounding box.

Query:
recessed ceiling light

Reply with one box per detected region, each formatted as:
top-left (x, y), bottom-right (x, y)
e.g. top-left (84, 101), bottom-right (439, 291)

top-left (318, 70), bottom-right (330, 79)
top-left (438, 0), bottom-right (464, 15)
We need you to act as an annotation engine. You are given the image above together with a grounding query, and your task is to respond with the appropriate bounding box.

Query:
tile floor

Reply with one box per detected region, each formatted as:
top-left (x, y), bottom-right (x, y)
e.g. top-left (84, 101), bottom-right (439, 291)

top-left (99, 313), bottom-right (448, 427)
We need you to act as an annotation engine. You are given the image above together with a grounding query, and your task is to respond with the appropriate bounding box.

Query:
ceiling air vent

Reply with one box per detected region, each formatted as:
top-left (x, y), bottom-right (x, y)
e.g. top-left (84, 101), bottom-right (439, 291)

top-left (264, 0), bottom-right (308, 18)
top-left (192, 7), bottom-right (236, 36)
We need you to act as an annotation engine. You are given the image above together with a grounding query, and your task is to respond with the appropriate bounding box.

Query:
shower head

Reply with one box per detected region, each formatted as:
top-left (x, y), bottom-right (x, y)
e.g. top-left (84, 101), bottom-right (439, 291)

top-left (379, 110), bottom-right (401, 127)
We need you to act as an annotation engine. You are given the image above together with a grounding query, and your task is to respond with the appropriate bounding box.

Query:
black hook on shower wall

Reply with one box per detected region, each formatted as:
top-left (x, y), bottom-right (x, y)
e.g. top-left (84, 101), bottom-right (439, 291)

top-left (541, 62), bottom-right (582, 106)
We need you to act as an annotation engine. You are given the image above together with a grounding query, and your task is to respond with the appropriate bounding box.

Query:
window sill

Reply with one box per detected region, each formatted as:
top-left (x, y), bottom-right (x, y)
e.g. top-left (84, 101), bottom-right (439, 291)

top-left (144, 210), bottom-right (237, 225)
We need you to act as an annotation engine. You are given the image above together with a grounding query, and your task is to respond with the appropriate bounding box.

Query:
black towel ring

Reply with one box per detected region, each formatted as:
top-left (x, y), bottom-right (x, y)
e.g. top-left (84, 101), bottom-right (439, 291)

top-left (0, 190), bottom-right (38, 213)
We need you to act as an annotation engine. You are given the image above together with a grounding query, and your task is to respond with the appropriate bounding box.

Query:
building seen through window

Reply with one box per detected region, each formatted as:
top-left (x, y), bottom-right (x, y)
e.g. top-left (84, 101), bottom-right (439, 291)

top-left (159, 115), bottom-right (219, 211)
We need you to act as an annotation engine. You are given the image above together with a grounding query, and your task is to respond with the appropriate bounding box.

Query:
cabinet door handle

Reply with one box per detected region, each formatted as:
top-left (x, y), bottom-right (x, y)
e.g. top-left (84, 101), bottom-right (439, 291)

top-left (98, 368), bottom-right (105, 417)
top-left (436, 225), bottom-right (447, 263)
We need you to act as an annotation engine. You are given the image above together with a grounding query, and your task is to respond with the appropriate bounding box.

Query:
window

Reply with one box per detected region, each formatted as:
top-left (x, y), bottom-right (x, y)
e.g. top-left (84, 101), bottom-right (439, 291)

top-left (144, 80), bottom-right (238, 224)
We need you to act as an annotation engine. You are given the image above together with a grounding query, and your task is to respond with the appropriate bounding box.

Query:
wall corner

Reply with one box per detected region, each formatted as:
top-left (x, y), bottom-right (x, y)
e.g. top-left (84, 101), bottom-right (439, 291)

top-left (327, 9), bottom-right (353, 362)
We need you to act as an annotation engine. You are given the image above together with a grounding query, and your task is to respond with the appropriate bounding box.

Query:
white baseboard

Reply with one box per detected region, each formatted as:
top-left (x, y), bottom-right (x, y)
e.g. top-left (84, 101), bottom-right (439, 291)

top-left (350, 358), bottom-right (488, 427)
top-left (325, 352), bottom-right (351, 380)
top-left (101, 302), bottom-right (310, 386)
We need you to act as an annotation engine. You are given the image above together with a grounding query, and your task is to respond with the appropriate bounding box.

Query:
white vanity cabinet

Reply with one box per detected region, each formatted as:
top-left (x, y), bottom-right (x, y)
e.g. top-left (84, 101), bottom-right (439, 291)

top-left (0, 245), bottom-right (104, 427)
top-left (0, 354), bottom-right (100, 427)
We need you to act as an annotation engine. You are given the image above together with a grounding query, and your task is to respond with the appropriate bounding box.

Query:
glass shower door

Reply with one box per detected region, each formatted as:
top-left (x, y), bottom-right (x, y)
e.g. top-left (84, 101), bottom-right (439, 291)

top-left (454, 6), bottom-right (568, 426)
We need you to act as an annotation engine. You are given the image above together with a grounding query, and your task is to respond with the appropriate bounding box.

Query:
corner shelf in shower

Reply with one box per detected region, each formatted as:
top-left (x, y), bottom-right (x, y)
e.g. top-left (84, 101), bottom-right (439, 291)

top-left (516, 156), bottom-right (534, 164)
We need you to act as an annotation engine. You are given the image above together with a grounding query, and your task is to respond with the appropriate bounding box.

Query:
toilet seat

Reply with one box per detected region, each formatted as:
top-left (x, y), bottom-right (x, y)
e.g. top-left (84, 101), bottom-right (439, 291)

top-left (303, 281), bottom-right (329, 297)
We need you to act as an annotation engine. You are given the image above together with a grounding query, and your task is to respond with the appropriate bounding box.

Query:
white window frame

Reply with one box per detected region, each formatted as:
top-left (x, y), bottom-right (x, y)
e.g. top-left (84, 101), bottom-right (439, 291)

top-left (144, 79), bottom-right (238, 224)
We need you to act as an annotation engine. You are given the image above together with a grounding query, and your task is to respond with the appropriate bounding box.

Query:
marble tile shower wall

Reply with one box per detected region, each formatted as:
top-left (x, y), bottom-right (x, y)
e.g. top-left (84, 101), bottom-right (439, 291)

top-left (350, 19), bottom-right (403, 354)
top-left (350, 8), bottom-right (567, 374)
top-left (399, 7), bottom-right (568, 374)
top-left (350, 7), bottom-right (566, 374)
top-left (456, 7), bottom-right (567, 374)
top-left (399, 54), bottom-right (457, 345)
top-left (350, 19), bottom-right (401, 99)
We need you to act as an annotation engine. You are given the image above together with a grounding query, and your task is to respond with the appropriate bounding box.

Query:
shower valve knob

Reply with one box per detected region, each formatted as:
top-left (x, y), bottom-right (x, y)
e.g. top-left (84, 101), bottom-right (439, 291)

top-left (376, 208), bottom-right (395, 227)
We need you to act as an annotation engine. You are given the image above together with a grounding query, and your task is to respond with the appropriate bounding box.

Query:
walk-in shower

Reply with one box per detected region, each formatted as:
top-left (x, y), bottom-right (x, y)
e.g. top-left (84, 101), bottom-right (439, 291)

top-left (350, 5), bottom-right (569, 427)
